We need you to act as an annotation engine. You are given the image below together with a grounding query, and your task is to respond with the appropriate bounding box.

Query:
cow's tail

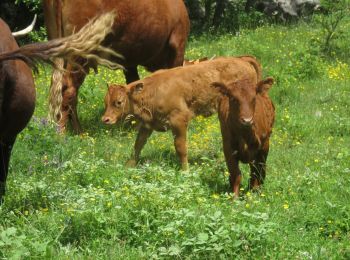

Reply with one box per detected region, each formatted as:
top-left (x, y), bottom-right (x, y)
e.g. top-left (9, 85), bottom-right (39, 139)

top-left (0, 12), bottom-right (122, 70)
top-left (0, 12), bottom-right (122, 121)
top-left (238, 55), bottom-right (262, 81)
top-left (48, 0), bottom-right (63, 122)
top-left (48, 58), bottom-right (64, 121)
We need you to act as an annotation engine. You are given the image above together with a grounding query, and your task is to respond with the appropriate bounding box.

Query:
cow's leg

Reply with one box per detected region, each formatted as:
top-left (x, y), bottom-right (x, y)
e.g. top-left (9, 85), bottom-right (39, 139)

top-left (123, 67), bottom-right (140, 84)
top-left (249, 146), bottom-right (269, 190)
top-left (167, 28), bottom-right (187, 67)
top-left (60, 84), bottom-right (80, 133)
top-left (0, 138), bottom-right (15, 202)
top-left (60, 63), bottom-right (88, 134)
top-left (170, 113), bottom-right (190, 171)
top-left (126, 126), bottom-right (153, 167)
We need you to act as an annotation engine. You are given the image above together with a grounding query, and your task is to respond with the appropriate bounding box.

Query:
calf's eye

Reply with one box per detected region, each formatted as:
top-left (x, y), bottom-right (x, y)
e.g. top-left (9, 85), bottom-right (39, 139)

top-left (114, 101), bottom-right (122, 107)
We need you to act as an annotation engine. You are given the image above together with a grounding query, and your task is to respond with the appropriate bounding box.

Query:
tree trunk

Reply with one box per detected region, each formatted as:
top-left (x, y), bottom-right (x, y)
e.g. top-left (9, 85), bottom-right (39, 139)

top-left (213, 0), bottom-right (228, 28)
top-left (204, 0), bottom-right (213, 21)
top-left (245, 0), bottom-right (257, 12)
top-left (184, 0), bottom-right (204, 20)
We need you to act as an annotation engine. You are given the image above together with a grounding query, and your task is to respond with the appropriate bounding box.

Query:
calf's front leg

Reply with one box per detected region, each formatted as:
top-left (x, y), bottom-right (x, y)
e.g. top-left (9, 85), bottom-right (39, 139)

top-left (170, 112), bottom-right (191, 171)
top-left (171, 125), bottom-right (189, 171)
top-left (126, 126), bottom-right (153, 167)
top-left (249, 148), bottom-right (268, 190)
top-left (221, 127), bottom-right (241, 197)
top-left (173, 129), bottom-right (188, 170)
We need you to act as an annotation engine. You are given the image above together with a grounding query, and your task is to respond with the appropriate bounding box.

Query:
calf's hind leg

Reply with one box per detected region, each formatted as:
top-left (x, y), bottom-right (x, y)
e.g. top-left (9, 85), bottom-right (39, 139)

top-left (126, 126), bottom-right (153, 167)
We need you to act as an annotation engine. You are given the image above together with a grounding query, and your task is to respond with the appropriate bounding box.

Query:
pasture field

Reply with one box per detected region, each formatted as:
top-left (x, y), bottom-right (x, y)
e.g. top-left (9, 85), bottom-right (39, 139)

top-left (0, 20), bottom-right (349, 259)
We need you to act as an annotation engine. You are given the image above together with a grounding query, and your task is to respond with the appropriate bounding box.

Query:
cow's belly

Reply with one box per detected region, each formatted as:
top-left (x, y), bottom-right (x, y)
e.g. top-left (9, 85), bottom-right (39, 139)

top-left (145, 119), bottom-right (170, 132)
top-left (110, 25), bottom-right (170, 68)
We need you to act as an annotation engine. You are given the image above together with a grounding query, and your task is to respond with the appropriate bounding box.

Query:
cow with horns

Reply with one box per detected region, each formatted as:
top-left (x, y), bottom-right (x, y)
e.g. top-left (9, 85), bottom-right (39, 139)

top-left (0, 12), bottom-right (120, 201)
top-left (43, 0), bottom-right (190, 133)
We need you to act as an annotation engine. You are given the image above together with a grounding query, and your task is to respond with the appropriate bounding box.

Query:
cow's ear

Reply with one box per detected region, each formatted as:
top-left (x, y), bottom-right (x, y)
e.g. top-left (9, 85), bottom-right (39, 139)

top-left (210, 82), bottom-right (231, 96)
top-left (257, 77), bottom-right (274, 94)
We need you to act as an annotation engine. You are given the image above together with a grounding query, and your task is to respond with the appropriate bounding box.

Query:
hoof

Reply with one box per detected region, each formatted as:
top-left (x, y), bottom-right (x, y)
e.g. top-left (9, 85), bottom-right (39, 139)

top-left (181, 163), bottom-right (189, 172)
top-left (125, 159), bottom-right (137, 168)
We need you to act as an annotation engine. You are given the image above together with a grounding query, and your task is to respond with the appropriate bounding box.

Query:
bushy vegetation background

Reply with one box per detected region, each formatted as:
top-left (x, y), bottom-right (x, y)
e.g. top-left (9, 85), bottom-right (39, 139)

top-left (0, 1), bottom-right (349, 259)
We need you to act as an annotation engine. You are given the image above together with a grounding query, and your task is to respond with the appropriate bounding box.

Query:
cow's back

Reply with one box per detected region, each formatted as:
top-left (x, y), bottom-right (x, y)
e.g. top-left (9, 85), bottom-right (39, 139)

top-left (129, 57), bottom-right (260, 117)
top-left (139, 57), bottom-right (260, 98)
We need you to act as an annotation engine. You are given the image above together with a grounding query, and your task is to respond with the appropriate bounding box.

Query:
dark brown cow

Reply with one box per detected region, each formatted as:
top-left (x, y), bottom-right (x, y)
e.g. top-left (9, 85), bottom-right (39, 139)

top-left (11, 15), bottom-right (37, 37)
top-left (0, 13), bottom-right (119, 201)
top-left (43, 0), bottom-right (190, 133)
top-left (101, 56), bottom-right (262, 170)
top-left (211, 77), bottom-right (275, 197)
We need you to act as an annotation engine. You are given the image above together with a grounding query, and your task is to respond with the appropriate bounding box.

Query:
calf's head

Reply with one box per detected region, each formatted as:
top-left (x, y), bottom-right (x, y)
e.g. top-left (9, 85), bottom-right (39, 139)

top-left (211, 77), bottom-right (274, 127)
top-left (101, 84), bottom-right (129, 124)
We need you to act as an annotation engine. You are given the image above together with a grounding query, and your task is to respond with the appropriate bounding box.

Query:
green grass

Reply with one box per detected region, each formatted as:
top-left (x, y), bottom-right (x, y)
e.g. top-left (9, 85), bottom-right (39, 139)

top-left (0, 20), bottom-right (349, 259)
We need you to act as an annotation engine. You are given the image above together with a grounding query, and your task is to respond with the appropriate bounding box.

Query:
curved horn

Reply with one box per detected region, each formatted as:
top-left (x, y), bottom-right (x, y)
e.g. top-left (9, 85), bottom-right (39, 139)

top-left (12, 14), bottom-right (37, 37)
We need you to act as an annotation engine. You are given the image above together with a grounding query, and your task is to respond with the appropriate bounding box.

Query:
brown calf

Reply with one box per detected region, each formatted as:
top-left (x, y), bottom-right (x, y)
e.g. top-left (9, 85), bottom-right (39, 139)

top-left (102, 56), bottom-right (262, 170)
top-left (211, 77), bottom-right (275, 197)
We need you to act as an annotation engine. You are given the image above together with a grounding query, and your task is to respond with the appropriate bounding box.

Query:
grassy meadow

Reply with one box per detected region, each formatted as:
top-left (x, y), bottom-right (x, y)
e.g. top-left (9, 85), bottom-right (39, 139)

top-left (0, 20), bottom-right (349, 258)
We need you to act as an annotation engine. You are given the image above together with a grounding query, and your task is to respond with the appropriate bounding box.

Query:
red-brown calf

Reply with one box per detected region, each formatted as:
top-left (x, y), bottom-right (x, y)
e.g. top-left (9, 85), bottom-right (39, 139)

top-left (101, 56), bottom-right (262, 170)
top-left (211, 77), bottom-right (275, 197)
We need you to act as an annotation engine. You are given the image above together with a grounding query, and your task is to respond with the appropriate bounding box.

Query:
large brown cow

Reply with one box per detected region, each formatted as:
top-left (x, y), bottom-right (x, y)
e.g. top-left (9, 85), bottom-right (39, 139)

top-left (42, 0), bottom-right (190, 133)
top-left (211, 77), bottom-right (275, 197)
top-left (101, 56), bottom-right (262, 170)
top-left (0, 13), bottom-right (119, 201)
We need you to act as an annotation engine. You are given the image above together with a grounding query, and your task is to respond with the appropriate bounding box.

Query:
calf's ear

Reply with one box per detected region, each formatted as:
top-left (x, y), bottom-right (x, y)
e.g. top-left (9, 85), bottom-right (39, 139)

top-left (257, 77), bottom-right (274, 94)
top-left (210, 82), bottom-right (231, 96)
top-left (135, 83), bottom-right (144, 92)
top-left (129, 82), bottom-right (144, 94)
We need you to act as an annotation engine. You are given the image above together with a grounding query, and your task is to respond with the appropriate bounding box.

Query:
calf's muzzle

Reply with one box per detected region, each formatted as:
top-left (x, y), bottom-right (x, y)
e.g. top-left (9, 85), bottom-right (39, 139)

top-left (101, 115), bottom-right (114, 124)
top-left (241, 117), bottom-right (254, 126)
